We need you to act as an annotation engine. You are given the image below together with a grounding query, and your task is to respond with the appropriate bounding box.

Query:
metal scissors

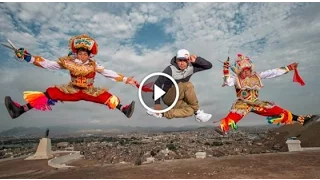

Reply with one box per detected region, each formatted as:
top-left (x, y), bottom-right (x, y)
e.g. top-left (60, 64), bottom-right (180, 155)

top-left (1, 39), bottom-right (26, 62)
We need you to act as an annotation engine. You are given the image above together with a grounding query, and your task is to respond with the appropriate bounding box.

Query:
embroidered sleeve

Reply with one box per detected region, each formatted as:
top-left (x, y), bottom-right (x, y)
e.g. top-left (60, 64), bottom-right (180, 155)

top-left (259, 67), bottom-right (289, 79)
top-left (222, 63), bottom-right (235, 86)
top-left (28, 56), bottom-right (63, 70)
top-left (223, 75), bottom-right (236, 86)
top-left (96, 63), bottom-right (128, 83)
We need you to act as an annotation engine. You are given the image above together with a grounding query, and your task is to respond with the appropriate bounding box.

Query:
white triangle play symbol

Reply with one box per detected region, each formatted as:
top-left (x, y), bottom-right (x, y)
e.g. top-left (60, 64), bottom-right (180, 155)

top-left (153, 84), bottom-right (166, 101)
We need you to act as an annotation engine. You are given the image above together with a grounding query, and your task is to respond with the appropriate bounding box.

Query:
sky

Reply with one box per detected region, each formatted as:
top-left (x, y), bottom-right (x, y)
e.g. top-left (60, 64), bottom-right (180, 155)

top-left (0, 2), bottom-right (320, 131)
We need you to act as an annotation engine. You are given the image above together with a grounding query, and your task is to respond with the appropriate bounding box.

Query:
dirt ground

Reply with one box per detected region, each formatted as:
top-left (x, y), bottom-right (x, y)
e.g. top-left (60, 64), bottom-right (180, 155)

top-left (0, 150), bottom-right (319, 179)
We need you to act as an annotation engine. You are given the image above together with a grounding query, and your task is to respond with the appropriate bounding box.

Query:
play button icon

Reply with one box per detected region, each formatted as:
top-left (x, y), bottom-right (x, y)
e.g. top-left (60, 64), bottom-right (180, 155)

top-left (153, 84), bottom-right (166, 101)
top-left (138, 72), bottom-right (179, 114)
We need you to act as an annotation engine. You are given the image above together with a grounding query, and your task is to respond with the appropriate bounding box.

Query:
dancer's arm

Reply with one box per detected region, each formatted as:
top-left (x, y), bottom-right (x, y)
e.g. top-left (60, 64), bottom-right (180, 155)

top-left (96, 63), bottom-right (137, 85)
top-left (222, 58), bottom-right (236, 86)
top-left (259, 63), bottom-right (297, 79)
top-left (15, 48), bottom-right (62, 70)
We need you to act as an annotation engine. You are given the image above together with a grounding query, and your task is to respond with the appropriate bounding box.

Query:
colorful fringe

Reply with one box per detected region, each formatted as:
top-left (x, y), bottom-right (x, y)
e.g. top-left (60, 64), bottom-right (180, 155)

top-left (229, 120), bottom-right (238, 130)
top-left (267, 111), bottom-right (293, 125)
top-left (219, 118), bottom-right (238, 133)
top-left (23, 91), bottom-right (57, 111)
top-left (104, 95), bottom-right (120, 109)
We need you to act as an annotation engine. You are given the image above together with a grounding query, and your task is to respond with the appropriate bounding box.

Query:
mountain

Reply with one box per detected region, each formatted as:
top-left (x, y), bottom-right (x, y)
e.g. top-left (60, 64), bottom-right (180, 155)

top-left (0, 126), bottom-right (80, 137)
top-left (0, 127), bottom-right (44, 137)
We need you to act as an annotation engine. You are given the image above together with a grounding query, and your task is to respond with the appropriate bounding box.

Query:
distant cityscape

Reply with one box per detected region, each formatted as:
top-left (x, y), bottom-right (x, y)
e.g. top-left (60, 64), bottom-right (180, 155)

top-left (0, 125), bottom-right (278, 164)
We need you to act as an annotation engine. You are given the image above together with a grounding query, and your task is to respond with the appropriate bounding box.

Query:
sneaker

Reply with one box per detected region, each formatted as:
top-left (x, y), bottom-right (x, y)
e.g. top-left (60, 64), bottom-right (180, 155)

top-left (303, 114), bottom-right (320, 127)
top-left (146, 110), bottom-right (163, 118)
top-left (121, 101), bottom-right (135, 118)
top-left (195, 109), bottom-right (212, 122)
top-left (5, 96), bottom-right (23, 119)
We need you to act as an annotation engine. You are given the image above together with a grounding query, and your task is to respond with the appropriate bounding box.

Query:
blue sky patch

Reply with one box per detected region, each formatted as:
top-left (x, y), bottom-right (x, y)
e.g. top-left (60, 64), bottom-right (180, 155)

top-left (132, 20), bottom-right (175, 50)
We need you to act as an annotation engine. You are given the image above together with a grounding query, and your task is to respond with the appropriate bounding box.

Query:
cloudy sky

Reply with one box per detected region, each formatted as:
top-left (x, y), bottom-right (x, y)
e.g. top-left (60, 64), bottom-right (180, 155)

top-left (0, 2), bottom-right (320, 131)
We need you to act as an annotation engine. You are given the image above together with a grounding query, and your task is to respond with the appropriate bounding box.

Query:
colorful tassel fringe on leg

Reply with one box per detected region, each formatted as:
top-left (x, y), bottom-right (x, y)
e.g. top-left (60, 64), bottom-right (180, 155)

top-left (104, 95), bottom-right (120, 109)
top-left (267, 111), bottom-right (293, 125)
top-left (23, 91), bottom-right (57, 111)
top-left (219, 118), bottom-right (238, 133)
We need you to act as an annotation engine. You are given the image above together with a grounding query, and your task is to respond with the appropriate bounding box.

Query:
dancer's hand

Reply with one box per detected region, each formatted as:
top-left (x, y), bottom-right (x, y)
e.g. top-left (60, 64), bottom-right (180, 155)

top-left (287, 62), bottom-right (298, 71)
top-left (223, 59), bottom-right (230, 69)
top-left (15, 48), bottom-right (31, 61)
top-left (126, 76), bottom-right (138, 87)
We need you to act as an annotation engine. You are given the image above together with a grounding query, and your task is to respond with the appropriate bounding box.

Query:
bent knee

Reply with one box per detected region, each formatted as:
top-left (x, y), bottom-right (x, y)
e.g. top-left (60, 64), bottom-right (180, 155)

top-left (184, 107), bottom-right (196, 116)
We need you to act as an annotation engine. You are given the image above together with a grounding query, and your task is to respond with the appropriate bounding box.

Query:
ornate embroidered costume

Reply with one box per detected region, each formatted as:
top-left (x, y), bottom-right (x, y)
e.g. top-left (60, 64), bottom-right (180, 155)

top-left (216, 54), bottom-right (319, 135)
top-left (4, 34), bottom-right (137, 119)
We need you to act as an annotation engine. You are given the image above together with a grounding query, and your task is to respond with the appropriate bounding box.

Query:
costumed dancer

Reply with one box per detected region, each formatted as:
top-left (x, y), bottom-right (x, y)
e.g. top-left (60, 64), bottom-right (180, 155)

top-left (215, 54), bottom-right (320, 135)
top-left (4, 34), bottom-right (142, 119)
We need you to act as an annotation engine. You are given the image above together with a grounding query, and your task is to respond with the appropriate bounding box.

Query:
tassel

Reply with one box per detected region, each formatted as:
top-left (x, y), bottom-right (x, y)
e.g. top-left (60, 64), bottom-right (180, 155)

top-left (228, 120), bottom-right (238, 130)
top-left (23, 91), bottom-right (56, 111)
top-left (267, 111), bottom-right (293, 125)
top-left (293, 68), bottom-right (305, 86)
top-left (267, 114), bottom-right (284, 125)
top-left (104, 95), bottom-right (119, 109)
top-left (267, 113), bottom-right (284, 126)
top-left (220, 118), bottom-right (237, 132)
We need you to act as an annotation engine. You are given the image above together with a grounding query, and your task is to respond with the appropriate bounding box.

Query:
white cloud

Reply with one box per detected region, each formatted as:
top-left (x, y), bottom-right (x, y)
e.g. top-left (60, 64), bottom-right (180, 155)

top-left (0, 2), bottom-right (320, 131)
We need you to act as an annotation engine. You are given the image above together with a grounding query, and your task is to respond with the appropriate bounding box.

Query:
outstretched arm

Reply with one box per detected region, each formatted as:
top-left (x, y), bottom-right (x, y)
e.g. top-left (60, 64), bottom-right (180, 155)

top-left (259, 63), bottom-right (297, 79)
top-left (27, 56), bottom-right (62, 70)
top-left (96, 63), bottom-right (137, 85)
top-left (15, 48), bottom-right (62, 70)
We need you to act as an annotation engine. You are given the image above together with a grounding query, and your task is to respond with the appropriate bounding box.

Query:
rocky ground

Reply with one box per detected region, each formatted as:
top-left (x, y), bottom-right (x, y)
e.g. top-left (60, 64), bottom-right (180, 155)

top-left (1, 150), bottom-right (319, 178)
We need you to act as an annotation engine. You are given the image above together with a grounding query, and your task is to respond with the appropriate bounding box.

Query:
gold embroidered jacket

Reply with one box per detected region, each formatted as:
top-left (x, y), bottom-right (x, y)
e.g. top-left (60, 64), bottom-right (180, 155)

top-left (27, 55), bottom-right (129, 96)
